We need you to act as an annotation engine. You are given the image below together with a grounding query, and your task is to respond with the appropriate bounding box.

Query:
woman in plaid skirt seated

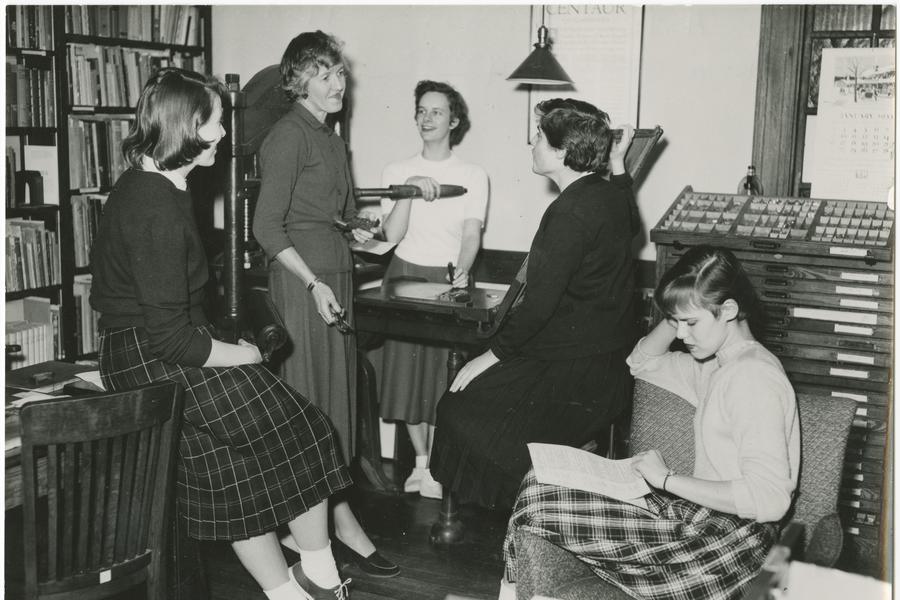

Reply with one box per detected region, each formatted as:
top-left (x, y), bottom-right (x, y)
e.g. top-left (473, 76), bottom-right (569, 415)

top-left (90, 68), bottom-right (371, 600)
top-left (500, 245), bottom-right (800, 600)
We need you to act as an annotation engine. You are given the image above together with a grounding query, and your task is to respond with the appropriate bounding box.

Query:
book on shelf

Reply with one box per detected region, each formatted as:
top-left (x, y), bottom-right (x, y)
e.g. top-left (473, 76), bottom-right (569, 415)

top-left (22, 144), bottom-right (59, 205)
top-left (5, 295), bottom-right (55, 368)
top-left (71, 193), bottom-right (107, 268)
top-left (5, 54), bottom-right (55, 127)
top-left (5, 218), bottom-right (59, 292)
top-left (6, 5), bottom-right (54, 50)
top-left (67, 117), bottom-right (131, 190)
top-left (65, 6), bottom-right (202, 46)
top-left (73, 273), bottom-right (99, 355)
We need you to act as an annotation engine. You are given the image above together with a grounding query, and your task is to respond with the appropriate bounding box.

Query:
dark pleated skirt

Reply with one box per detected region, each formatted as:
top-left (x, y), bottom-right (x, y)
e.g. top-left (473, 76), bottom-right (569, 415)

top-left (430, 347), bottom-right (632, 509)
top-left (98, 326), bottom-right (352, 542)
top-left (379, 257), bottom-right (450, 425)
top-left (268, 263), bottom-right (357, 463)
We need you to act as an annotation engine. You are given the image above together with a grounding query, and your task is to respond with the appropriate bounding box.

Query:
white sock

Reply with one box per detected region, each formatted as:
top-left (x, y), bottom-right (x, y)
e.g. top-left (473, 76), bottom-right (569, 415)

top-left (415, 455), bottom-right (428, 469)
top-left (498, 577), bottom-right (516, 600)
top-left (264, 580), bottom-right (305, 600)
top-left (299, 542), bottom-right (341, 589)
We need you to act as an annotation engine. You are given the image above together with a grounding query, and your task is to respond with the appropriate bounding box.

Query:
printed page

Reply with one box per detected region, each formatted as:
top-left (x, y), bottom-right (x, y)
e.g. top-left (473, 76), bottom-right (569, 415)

top-left (528, 443), bottom-right (651, 504)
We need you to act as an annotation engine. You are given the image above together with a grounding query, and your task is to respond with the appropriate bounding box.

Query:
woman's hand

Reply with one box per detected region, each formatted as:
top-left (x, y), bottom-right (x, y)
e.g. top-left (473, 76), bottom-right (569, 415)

top-left (405, 175), bottom-right (441, 202)
top-left (237, 338), bottom-right (263, 364)
top-left (609, 124), bottom-right (634, 176)
top-left (631, 449), bottom-right (671, 489)
top-left (449, 349), bottom-right (499, 392)
top-left (310, 281), bottom-right (342, 325)
top-left (350, 227), bottom-right (375, 244)
top-left (448, 267), bottom-right (469, 288)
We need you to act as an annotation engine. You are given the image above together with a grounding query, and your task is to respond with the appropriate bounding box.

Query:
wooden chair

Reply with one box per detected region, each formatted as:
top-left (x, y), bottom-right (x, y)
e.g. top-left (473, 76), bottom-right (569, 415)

top-left (512, 379), bottom-right (858, 600)
top-left (7, 381), bottom-right (184, 600)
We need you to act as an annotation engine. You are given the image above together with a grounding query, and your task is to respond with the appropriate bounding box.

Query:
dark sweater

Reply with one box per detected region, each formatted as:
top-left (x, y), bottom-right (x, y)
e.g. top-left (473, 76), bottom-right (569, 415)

top-left (490, 172), bottom-right (638, 361)
top-left (252, 102), bottom-right (357, 273)
top-left (90, 169), bottom-right (212, 366)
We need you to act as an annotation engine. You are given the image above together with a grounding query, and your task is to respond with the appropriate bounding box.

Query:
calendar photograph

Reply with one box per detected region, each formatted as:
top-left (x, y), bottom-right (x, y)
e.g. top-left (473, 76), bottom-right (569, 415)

top-left (810, 47), bottom-right (895, 202)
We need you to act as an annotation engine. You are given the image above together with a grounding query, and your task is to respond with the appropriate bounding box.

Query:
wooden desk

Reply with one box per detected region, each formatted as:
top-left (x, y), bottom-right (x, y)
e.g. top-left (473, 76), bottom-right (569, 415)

top-left (354, 280), bottom-right (508, 543)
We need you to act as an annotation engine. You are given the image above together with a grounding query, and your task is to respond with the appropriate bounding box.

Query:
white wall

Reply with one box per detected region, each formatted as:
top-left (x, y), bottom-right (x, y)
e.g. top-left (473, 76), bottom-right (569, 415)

top-left (212, 4), bottom-right (761, 259)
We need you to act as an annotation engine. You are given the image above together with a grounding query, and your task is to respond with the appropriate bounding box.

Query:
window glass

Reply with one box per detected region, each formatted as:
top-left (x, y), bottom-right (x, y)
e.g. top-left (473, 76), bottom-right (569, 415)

top-left (813, 5), bottom-right (873, 31)
top-left (880, 4), bottom-right (896, 29)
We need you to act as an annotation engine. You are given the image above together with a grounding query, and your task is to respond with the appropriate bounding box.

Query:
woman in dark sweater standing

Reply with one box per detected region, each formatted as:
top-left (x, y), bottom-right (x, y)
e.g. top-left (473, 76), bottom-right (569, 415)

top-left (91, 68), bottom-right (360, 600)
top-left (430, 99), bottom-right (638, 509)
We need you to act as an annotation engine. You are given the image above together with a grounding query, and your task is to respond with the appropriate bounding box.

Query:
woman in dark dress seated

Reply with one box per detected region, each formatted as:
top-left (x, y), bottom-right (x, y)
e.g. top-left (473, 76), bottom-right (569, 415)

top-left (429, 98), bottom-right (638, 509)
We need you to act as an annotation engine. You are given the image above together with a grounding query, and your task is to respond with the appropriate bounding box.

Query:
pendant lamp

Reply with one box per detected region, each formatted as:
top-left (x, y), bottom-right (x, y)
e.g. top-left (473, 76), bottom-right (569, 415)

top-left (507, 7), bottom-right (573, 85)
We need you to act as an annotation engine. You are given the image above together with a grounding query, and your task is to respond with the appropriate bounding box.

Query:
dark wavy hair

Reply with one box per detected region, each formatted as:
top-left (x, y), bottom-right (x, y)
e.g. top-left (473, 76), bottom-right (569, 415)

top-left (122, 68), bottom-right (225, 171)
top-left (280, 30), bottom-right (345, 103)
top-left (534, 98), bottom-right (611, 173)
top-left (655, 245), bottom-right (762, 332)
top-left (414, 80), bottom-right (471, 147)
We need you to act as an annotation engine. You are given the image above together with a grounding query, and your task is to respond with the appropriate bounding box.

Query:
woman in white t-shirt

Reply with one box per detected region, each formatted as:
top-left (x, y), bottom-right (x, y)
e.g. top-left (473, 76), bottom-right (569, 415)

top-left (379, 80), bottom-right (489, 499)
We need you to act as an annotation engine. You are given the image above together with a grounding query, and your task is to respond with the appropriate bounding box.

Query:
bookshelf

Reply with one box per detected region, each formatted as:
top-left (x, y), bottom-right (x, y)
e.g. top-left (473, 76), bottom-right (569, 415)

top-left (5, 5), bottom-right (212, 362)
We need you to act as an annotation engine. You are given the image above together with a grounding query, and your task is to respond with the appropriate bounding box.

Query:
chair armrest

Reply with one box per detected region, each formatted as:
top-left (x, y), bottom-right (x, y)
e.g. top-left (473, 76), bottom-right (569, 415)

top-left (243, 287), bottom-right (288, 363)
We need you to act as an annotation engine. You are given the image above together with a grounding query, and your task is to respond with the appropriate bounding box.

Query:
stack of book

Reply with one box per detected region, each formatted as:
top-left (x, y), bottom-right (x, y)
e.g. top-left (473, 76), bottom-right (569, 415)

top-left (5, 296), bottom-right (60, 367)
top-left (5, 54), bottom-right (56, 127)
top-left (5, 5), bottom-right (54, 50)
top-left (73, 273), bottom-right (99, 355)
top-left (67, 117), bottom-right (131, 190)
top-left (5, 218), bottom-right (61, 292)
top-left (66, 44), bottom-right (206, 108)
top-left (65, 5), bottom-right (203, 46)
top-left (71, 193), bottom-right (107, 267)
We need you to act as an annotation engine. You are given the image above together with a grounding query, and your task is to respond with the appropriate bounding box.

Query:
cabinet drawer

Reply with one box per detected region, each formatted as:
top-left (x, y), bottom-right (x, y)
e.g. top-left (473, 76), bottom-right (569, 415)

top-left (783, 358), bottom-right (890, 385)
top-left (791, 385), bottom-right (890, 408)
top-left (761, 329), bottom-right (891, 355)
top-left (839, 496), bottom-right (883, 513)
top-left (748, 273), bottom-right (893, 299)
top-left (766, 313), bottom-right (892, 340)
top-left (759, 290), bottom-right (892, 314)
top-left (766, 341), bottom-right (891, 368)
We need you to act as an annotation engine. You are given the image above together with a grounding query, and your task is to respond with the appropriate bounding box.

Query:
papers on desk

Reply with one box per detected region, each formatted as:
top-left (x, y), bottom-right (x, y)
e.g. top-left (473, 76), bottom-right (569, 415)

top-left (528, 443), bottom-right (651, 508)
top-left (350, 239), bottom-right (396, 256)
top-left (783, 561), bottom-right (890, 599)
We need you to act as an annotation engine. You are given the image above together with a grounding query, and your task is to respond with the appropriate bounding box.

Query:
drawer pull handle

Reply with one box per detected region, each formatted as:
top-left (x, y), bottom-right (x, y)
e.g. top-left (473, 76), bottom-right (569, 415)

top-left (765, 278), bottom-right (789, 286)
top-left (764, 291), bottom-right (788, 299)
top-left (751, 241), bottom-right (781, 250)
top-left (765, 264), bottom-right (789, 273)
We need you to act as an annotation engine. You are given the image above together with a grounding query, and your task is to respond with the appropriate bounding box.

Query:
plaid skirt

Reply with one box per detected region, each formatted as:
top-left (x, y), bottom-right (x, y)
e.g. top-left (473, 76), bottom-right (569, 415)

top-left (504, 470), bottom-right (777, 600)
top-left (98, 326), bottom-right (353, 542)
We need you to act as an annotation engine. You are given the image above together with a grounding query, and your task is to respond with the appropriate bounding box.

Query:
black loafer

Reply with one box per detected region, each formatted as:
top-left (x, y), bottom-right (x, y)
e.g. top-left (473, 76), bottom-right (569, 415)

top-left (333, 538), bottom-right (400, 578)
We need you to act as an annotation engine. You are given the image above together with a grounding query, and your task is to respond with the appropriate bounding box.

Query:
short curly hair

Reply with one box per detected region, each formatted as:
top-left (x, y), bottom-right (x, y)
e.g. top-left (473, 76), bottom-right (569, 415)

top-left (122, 67), bottom-right (226, 171)
top-left (414, 80), bottom-right (471, 147)
top-left (534, 98), bottom-right (611, 173)
top-left (280, 31), bottom-right (346, 103)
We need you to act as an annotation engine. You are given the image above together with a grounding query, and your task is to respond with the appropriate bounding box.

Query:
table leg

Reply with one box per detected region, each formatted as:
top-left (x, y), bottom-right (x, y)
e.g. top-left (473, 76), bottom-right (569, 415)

top-left (430, 345), bottom-right (466, 546)
top-left (355, 347), bottom-right (400, 494)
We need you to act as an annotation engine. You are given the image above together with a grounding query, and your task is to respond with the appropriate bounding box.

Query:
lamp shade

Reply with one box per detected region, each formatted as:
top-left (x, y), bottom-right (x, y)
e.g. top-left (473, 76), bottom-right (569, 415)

top-left (507, 25), bottom-right (573, 85)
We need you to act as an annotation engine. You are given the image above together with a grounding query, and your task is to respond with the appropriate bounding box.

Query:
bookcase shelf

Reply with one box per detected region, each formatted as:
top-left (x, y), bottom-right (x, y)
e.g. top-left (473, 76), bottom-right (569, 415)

top-left (5, 5), bottom-right (212, 361)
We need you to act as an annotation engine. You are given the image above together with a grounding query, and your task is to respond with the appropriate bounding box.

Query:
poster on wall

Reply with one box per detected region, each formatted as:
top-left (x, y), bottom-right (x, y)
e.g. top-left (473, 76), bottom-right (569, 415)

top-left (809, 47), bottom-right (895, 203)
top-left (526, 4), bottom-right (643, 139)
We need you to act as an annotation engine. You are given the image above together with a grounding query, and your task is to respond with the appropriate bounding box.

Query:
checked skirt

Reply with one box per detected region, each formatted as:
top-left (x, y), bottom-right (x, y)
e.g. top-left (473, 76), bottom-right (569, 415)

top-left (504, 469), bottom-right (777, 600)
top-left (98, 326), bottom-right (353, 541)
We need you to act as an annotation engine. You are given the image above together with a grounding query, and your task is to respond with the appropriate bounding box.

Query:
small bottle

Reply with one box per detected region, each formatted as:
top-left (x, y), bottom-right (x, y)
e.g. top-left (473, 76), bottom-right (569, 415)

top-left (738, 165), bottom-right (763, 196)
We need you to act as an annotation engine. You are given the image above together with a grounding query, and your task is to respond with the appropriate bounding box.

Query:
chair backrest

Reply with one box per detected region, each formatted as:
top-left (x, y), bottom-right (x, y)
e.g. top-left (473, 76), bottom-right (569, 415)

top-left (789, 394), bottom-right (856, 561)
top-left (627, 380), bottom-right (856, 560)
top-left (629, 379), bottom-right (695, 475)
top-left (19, 381), bottom-right (184, 600)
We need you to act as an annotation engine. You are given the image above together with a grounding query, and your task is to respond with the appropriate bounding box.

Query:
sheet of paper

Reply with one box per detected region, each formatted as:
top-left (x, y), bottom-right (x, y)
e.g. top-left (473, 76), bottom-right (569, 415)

top-left (75, 370), bottom-right (105, 390)
top-left (10, 391), bottom-right (66, 408)
top-left (786, 561), bottom-right (891, 600)
top-left (349, 239), bottom-right (396, 256)
top-left (528, 443), bottom-right (651, 502)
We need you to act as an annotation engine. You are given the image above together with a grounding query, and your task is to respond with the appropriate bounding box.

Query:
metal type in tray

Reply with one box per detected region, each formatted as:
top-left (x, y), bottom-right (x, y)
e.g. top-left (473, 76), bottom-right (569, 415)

top-left (652, 186), bottom-right (895, 260)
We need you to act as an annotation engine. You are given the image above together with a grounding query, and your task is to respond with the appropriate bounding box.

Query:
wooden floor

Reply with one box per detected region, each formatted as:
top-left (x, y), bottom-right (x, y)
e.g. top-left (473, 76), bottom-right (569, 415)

top-left (201, 477), bottom-right (510, 600)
